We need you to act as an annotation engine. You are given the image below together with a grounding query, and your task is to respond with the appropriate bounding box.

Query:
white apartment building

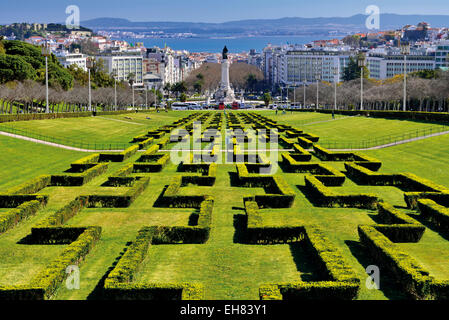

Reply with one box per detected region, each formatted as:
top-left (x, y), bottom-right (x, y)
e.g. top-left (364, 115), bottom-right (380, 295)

top-left (56, 51), bottom-right (88, 71)
top-left (280, 50), bottom-right (352, 85)
top-left (264, 47), bottom-right (353, 86)
top-left (435, 40), bottom-right (449, 68)
top-left (367, 53), bottom-right (436, 79)
top-left (99, 53), bottom-right (144, 86)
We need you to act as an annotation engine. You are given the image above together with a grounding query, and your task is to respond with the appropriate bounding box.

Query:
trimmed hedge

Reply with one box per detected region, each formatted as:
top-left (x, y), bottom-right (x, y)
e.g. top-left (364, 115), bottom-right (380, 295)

top-left (0, 194), bottom-right (48, 208)
top-left (134, 154), bottom-right (170, 173)
top-left (345, 163), bottom-right (399, 186)
top-left (418, 199), bottom-right (449, 234)
top-left (29, 227), bottom-right (101, 299)
top-left (50, 163), bottom-right (109, 186)
top-left (104, 225), bottom-right (206, 300)
top-left (245, 200), bottom-right (305, 244)
top-left (99, 145), bottom-right (139, 162)
top-left (372, 224), bottom-right (425, 243)
top-left (5, 175), bottom-right (51, 195)
top-left (357, 225), bottom-right (449, 300)
top-left (87, 177), bottom-right (150, 208)
top-left (313, 145), bottom-right (354, 161)
top-left (104, 282), bottom-right (205, 300)
top-left (35, 196), bottom-right (88, 228)
top-left (0, 200), bottom-right (43, 234)
top-left (297, 137), bottom-right (314, 149)
top-left (305, 175), bottom-right (378, 209)
top-left (405, 192), bottom-right (449, 209)
top-left (259, 226), bottom-right (360, 300)
top-left (378, 202), bottom-right (420, 225)
top-left (70, 154), bottom-right (100, 171)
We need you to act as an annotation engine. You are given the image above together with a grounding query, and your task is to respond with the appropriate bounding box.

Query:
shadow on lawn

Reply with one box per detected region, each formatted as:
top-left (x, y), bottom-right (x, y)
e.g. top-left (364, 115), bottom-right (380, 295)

top-left (289, 243), bottom-right (323, 282)
top-left (233, 214), bottom-right (247, 244)
top-left (345, 240), bottom-right (409, 300)
top-left (87, 242), bottom-right (133, 300)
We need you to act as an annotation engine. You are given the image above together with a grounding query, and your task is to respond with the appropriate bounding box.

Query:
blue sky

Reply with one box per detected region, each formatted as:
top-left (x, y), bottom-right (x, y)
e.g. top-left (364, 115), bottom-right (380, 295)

top-left (1, 0), bottom-right (449, 24)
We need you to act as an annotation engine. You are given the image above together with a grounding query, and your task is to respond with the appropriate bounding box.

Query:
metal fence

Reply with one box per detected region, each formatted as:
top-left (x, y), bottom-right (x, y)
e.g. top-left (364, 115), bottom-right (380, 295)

top-left (318, 125), bottom-right (449, 150)
top-left (0, 125), bottom-right (129, 151)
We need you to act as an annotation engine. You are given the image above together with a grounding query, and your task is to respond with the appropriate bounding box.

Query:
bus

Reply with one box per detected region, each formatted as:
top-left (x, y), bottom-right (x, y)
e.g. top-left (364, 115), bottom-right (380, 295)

top-left (171, 103), bottom-right (189, 110)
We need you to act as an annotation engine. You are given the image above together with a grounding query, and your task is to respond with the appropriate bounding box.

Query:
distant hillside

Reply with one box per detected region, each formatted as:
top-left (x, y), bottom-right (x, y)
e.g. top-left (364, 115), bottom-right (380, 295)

top-left (81, 14), bottom-right (449, 35)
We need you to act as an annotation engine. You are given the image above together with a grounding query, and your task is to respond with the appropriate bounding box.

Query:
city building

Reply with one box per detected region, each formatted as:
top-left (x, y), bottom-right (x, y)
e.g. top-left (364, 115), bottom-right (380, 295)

top-left (367, 51), bottom-right (436, 79)
top-left (56, 50), bottom-right (88, 71)
top-left (264, 46), bottom-right (353, 87)
top-left (98, 52), bottom-right (144, 86)
top-left (436, 40), bottom-right (449, 68)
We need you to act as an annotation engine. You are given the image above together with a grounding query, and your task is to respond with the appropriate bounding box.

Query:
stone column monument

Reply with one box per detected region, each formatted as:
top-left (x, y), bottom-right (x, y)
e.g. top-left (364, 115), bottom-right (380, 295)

top-left (215, 46), bottom-right (235, 104)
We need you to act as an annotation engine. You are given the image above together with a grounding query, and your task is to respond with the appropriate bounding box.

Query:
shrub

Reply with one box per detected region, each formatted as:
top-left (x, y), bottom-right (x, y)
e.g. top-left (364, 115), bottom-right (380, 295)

top-left (404, 192), bottom-right (449, 209)
top-left (259, 226), bottom-right (360, 300)
top-left (30, 227), bottom-right (101, 299)
top-left (0, 195), bottom-right (48, 208)
top-left (358, 225), bottom-right (436, 300)
top-left (418, 199), bottom-right (449, 234)
top-left (5, 175), bottom-right (51, 195)
top-left (0, 200), bottom-right (43, 234)
top-left (50, 163), bottom-right (108, 186)
top-left (35, 196), bottom-right (88, 228)
top-left (70, 154), bottom-right (100, 171)
top-left (297, 137), bottom-right (314, 149)
top-left (99, 145), bottom-right (139, 162)
top-left (377, 202), bottom-right (420, 225)
top-left (88, 177), bottom-right (150, 208)
top-left (305, 175), bottom-right (378, 209)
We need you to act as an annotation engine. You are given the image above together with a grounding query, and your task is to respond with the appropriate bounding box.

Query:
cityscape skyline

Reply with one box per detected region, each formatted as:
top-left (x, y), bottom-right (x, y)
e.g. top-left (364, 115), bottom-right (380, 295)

top-left (2, 0), bottom-right (449, 24)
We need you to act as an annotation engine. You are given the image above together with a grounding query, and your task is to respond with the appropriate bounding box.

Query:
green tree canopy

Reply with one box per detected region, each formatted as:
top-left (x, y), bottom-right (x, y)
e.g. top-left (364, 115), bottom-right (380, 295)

top-left (263, 92), bottom-right (272, 107)
top-left (343, 56), bottom-right (370, 82)
top-left (0, 54), bottom-right (37, 83)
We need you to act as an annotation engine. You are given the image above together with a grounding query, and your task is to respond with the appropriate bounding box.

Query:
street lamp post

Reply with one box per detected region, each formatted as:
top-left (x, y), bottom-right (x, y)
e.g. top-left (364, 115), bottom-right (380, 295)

top-left (401, 42), bottom-right (411, 112)
top-left (358, 53), bottom-right (367, 111)
top-left (333, 67), bottom-right (339, 111)
top-left (145, 85), bottom-right (149, 109)
top-left (303, 82), bottom-right (306, 108)
top-left (41, 41), bottom-right (51, 113)
top-left (315, 73), bottom-right (321, 109)
top-left (86, 58), bottom-right (94, 112)
top-left (113, 70), bottom-right (118, 111)
top-left (129, 77), bottom-right (135, 110)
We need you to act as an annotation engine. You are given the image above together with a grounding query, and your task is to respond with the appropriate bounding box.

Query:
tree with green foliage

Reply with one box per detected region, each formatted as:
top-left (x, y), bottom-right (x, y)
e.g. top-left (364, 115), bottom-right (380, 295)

top-left (343, 56), bottom-right (370, 82)
top-left (0, 54), bottom-right (37, 84)
top-left (172, 81), bottom-right (187, 95)
top-left (180, 92), bottom-right (187, 102)
top-left (0, 40), bottom-right (74, 89)
top-left (263, 92), bottom-right (272, 107)
top-left (245, 73), bottom-right (258, 93)
top-left (410, 69), bottom-right (441, 80)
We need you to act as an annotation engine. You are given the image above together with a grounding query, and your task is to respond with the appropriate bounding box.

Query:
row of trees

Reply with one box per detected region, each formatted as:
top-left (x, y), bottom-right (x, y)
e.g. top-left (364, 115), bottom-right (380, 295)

top-left (288, 71), bottom-right (449, 112)
top-left (0, 80), bottom-right (159, 114)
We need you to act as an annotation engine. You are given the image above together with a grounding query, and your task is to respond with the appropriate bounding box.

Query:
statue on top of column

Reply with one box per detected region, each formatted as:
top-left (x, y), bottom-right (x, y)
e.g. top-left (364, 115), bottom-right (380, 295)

top-left (222, 46), bottom-right (228, 60)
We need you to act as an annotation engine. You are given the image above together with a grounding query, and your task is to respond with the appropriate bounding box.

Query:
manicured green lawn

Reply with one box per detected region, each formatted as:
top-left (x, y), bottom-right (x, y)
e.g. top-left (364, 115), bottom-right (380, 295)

top-left (1, 110), bottom-right (449, 300)
top-left (0, 111), bottom-right (194, 147)
top-left (256, 111), bottom-right (449, 148)
top-left (0, 135), bottom-right (83, 190)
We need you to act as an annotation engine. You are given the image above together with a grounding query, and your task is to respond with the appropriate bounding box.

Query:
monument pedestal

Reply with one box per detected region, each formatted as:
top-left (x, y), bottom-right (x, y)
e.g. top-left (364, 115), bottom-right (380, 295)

top-left (215, 48), bottom-right (235, 104)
